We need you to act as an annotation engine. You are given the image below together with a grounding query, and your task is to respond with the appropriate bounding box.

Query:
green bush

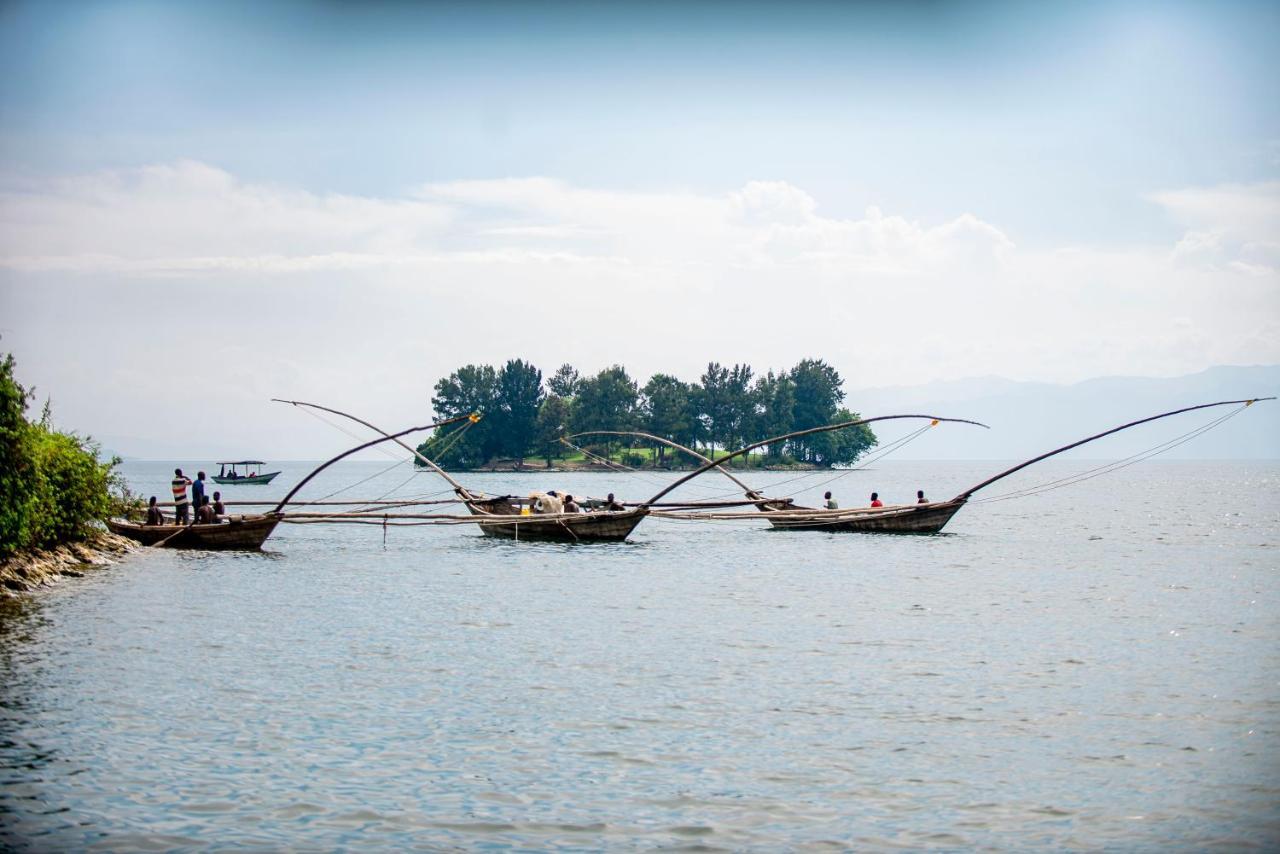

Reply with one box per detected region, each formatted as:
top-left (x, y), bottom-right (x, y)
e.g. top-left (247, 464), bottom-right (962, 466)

top-left (0, 353), bottom-right (119, 557)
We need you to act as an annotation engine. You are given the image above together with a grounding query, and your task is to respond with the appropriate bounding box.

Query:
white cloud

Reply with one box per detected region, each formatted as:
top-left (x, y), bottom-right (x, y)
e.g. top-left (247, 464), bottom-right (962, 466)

top-left (0, 163), bottom-right (1015, 276)
top-left (0, 160), bottom-right (455, 272)
top-left (1, 162), bottom-right (1278, 457)
top-left (1151, 181), bottom-right (1280, 274)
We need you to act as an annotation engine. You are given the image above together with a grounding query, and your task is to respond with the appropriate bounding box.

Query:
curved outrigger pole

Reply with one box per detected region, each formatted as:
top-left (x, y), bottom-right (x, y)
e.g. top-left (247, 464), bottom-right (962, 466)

top-left (272, 413), bottom-right (473, 513)
top-left (952, 397), bottom-right (1274, 501)
top-left (642, 414), bottom-right (990, 507)
top-left (272, 399), bottom-right (480, 502)
top-left (568, 430), bottom-right (771, 502)
top-left (275, 399), bottom-right (649, 543)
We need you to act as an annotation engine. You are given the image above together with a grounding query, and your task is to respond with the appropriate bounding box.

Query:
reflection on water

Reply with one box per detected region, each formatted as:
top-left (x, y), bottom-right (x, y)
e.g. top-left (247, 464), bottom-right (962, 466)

top-left (1, 460), bottom-right (1278, 850)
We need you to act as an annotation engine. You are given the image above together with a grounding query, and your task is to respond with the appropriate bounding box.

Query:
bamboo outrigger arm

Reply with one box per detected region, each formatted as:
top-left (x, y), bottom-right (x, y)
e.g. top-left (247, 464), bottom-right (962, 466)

top-left (569, 430), bottom-right (769, 500)
top-left (271, 412), bottom-right (473, 513)
top-left (641, 414), bottom-right (990, 507)
top-left (953, 397), bottom-right (1274, 501)
top-left (272, 399), bottom-right (481, 502)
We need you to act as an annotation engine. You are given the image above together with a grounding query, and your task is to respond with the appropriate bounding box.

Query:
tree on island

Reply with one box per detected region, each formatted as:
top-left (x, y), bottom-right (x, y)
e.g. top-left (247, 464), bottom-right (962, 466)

top-left (752, 370), bottom-right (796, 460)
top-left (426, 364), bottom-right (500, 468)
top-left (418, 356), bottom-right (876, 470)
top-left (534, 394), bottom-right (572, 468)
top-left (571, 366), bottom-right (639, 456)
top-left (494, 359), bottom-right (543, 465)
top-left (547, 363), bottom-right (580, 399)
top-left (639, 373), bottom-right (691, 465)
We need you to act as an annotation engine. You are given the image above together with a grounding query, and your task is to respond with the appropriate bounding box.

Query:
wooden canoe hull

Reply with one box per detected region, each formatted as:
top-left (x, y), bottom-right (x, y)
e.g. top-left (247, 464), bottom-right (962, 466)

top-left (764, 499), bottom-right (966, 534)
top-left (106, 514), bottom-right (282, 549)
top-left (466, 498), bottom-right (648, 542)
top-left (211, 471), bottom-right (281, 485)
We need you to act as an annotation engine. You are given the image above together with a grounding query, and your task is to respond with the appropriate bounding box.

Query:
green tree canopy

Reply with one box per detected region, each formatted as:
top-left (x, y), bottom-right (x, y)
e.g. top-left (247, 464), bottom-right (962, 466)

top-left (1, 352), bottom-right (117, 556)
top-left (494, 359), bottom-right (544, 462)
top-left (426, 364), bottom-right (499, 468)
top-left (547, 363), bottom-right (580, 399)
top-left (571, 366), bottom-right (638, 435)
top-left (751, 370), bottom-right (795, 458)
top-left (639, 373), bottom-right (690, 463)
top-left (418, 356), bottom-right (876, 469)
top-left (788, 358), bottom-right (846, 463)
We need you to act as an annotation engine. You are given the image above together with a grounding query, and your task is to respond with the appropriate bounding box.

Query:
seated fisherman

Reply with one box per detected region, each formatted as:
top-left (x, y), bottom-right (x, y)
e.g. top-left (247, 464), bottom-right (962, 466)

top-left (562, 494), bottom-right (582, 513)
top-left (605, 492), bottom-right (625, 511)
top-left (145, 496), bottom-right (166, 526)
top-left (212, 491), bottom-right (226, 516)
top-left (869, 492), bottom-right (884, 508)
top-left (824, 491), bottom-right (838, 510)
top-left (917, 489), bottom-right (927, 504)
top-left (196, 495), bottom-right (217, 524)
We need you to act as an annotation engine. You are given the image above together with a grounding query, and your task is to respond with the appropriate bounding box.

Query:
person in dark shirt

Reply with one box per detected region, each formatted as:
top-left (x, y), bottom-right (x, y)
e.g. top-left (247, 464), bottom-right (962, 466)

top-left (192, 471), bottom-right (207, 514)
top-left (212, 491), bottom-right (226, 516)
top-left (917, 490), bottom-right (928, 504)
top-left (145, 496), bottom-right (165, 526)
top-left (869, 492), bottom-right (883, 508)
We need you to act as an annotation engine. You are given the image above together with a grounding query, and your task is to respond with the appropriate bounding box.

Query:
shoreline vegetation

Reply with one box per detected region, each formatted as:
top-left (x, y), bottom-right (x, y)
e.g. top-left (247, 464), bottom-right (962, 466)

top-left (419, 359), bottom-right (878, 472)
top-left (1, 351), bottom-right (133, 597)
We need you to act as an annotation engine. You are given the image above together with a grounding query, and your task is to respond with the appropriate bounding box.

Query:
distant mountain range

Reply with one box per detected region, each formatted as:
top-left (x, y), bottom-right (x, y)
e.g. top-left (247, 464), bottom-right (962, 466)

top-left (847, 365), bottom-right (1280, 459)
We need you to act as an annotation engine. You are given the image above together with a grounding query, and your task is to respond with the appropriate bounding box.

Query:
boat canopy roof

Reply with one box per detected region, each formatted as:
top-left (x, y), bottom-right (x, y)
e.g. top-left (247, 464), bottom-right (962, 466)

top-left (218, 460), bottom-right (266, 465)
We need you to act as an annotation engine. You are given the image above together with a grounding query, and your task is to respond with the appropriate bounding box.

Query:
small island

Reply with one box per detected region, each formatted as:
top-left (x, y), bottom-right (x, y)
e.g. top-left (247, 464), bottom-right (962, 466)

top-left (416, 359), bottom-right (878, 472)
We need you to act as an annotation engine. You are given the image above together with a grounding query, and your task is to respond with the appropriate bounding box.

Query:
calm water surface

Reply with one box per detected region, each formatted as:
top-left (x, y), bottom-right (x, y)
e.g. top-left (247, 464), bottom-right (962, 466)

top-left (2, 460), bottom-right (1278, 850)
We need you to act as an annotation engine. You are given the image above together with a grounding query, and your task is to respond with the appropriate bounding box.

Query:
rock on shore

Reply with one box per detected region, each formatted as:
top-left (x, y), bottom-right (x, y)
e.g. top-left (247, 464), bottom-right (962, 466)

top-left (0, 530), bottom-right (138, 597)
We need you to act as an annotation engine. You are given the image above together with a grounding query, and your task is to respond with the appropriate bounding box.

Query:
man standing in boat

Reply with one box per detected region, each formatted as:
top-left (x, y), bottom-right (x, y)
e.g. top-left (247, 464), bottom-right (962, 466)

top-left (192, 471), bottom-right (207, 517)
top-left (171, 468), bottom-right (192, 524)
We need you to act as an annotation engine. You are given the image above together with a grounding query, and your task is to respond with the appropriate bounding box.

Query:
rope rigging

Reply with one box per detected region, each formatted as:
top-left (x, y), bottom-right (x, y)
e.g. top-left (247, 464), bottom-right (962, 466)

top-left (973, 404), bottom-right (1248, 504)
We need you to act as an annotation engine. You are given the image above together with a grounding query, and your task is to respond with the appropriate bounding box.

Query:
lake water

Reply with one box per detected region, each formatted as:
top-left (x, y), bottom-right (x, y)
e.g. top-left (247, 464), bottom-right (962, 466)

top-left (2, 459), bottom-right (1278, 850)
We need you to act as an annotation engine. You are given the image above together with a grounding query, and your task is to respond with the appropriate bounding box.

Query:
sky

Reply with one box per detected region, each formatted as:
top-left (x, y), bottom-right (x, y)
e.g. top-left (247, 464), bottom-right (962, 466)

top-left (0, 0), bottom-right (1277, 458)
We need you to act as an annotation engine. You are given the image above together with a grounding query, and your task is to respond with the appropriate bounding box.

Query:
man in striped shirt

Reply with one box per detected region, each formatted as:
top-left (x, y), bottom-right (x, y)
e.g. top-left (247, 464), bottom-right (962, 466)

top-left (172, 468), bottom-right (192, 524)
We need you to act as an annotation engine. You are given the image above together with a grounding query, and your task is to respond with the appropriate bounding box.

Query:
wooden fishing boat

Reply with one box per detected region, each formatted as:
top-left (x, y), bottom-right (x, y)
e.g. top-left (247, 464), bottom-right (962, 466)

top-left (106, 514), bottom-right (282, 549)
top-left (273, 400), bottom-right (653, 543)
top-left (108, 416), bottom-right (469, 551)
top-left (465, 495), bottom-right (649, 542)
top-left (578, 397), bottom-right (1272, 536)
top-left (213, 461), bottom-right (280, 485)
top-left (759, 498), bottom-right (966, 533)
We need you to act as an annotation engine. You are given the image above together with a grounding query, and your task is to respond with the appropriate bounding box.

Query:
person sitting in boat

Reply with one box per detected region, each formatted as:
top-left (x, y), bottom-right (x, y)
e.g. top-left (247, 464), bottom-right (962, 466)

top-left (869, 492), bottom-right (883, 508)
top-left (562, 494), bottom-right (582, 513)
top-left (917, 490), bottom-right (927, 504)
top-left (196, 495), bottom-right (217, 524)
top-left (145, 496), bottom-right (166, 526)
top-left (212, 491), bottom-right (226, 516)
top-left (605, 492), bottom-right (625, 512)
top-left (824, 491), bottom-right (839, 510)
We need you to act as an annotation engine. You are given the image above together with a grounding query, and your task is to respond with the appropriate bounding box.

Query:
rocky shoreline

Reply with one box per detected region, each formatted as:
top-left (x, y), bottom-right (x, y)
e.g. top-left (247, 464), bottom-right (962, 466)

top-left (0, 530), bottom-right (138, 598)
